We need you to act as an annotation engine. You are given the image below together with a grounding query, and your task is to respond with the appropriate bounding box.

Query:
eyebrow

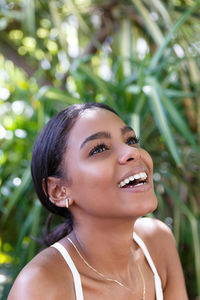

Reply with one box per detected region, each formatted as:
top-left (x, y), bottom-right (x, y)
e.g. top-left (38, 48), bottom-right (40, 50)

top-left (80, 126), bottom-right (134, 149)
top-left (80, 131), bottom-right (111, 149)
top-left (121, 126), bottom-right (134, 135)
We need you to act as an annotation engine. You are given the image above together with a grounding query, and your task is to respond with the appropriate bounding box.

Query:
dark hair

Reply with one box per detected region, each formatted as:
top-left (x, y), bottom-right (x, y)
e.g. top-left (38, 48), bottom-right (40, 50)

top-left (31, 102), bottom-right (118, 245)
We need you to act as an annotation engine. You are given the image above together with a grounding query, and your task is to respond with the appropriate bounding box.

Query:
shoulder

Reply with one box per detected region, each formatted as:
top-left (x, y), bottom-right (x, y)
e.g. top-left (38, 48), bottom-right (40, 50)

top-left (134, 217), bottom-right (174, 287)
top-left (134, 217), bottom-right (188, 299)
top-left (8, 245), bottom-right (74, 300)
top-left (134, 217), bottom-right (173, 243)
top-left (134, 217), bottom-right (175, 259)
top-left (134, 217), bottom-right (176, 267)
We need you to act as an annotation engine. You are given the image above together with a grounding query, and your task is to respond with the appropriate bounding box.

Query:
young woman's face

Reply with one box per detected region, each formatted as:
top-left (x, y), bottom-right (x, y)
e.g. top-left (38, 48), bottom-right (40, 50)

top-left (64, 108), bottom-right (157, 219)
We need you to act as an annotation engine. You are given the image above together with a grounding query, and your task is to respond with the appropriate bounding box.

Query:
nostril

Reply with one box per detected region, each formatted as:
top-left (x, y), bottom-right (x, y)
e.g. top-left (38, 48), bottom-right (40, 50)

top-left (127, 157), bottom-right (134, 162)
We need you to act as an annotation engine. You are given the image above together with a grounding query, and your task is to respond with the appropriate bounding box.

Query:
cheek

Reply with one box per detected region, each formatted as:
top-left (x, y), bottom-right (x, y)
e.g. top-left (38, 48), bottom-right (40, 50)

top-left (140, 149), bottom-right (154, 171)
top-left (69, 159), bottom-right (114, 193)
top-left (68, 160), bottom-right (117, 215)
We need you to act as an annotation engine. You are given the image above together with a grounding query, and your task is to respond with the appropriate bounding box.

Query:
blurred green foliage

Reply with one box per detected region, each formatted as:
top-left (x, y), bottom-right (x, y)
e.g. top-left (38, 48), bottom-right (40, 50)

top-left (0, 0), bottom-right (200, 299)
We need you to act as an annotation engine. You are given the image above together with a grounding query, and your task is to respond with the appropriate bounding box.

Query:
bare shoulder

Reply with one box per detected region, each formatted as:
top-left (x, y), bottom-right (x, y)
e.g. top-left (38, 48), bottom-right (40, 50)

top-left (134, 217), bottom-right (173, 244)
top-left (134, 217), bottom-right (174, 279)
top-left (134, 217), bottom-right (188, 299)
top-left (8, 246), bottom-right (74, 300)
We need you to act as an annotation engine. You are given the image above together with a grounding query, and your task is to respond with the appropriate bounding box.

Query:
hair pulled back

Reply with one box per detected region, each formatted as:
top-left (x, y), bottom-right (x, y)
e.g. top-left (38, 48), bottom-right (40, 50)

top-left (31, 102), bottom-right (118, 245)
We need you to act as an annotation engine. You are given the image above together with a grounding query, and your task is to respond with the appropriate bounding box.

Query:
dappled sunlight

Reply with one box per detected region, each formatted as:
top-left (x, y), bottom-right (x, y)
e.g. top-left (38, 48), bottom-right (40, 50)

top-left (0, 0), bottom-right (199, 299)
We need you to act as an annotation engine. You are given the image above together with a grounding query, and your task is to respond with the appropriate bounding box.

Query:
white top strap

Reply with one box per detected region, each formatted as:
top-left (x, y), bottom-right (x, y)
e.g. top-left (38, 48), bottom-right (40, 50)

top-left (51, 242), bottom-right (84, 300)
top-left (133, 232), bottom-right (163, 300)
top-left (51, 235), bottom-right (163, 300)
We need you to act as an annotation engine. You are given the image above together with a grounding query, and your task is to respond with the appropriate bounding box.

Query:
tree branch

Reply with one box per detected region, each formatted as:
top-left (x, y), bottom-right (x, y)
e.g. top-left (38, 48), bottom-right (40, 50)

top-left (0, 38), bottom-right (52, 86)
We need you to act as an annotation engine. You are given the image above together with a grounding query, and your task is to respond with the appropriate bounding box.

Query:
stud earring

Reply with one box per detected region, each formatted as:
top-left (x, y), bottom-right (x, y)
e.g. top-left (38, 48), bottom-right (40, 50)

top-left (66, 198), bottom-right (70, 208)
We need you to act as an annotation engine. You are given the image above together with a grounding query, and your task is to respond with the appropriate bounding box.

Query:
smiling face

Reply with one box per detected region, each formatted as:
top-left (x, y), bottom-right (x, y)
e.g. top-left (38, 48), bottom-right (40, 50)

top-left (64, 108), bottom-right (157, 220)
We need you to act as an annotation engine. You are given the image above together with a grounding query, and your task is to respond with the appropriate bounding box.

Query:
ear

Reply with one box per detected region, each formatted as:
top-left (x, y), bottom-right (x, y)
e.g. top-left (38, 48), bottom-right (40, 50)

top-left (46, 176), bottom-right (69, 208)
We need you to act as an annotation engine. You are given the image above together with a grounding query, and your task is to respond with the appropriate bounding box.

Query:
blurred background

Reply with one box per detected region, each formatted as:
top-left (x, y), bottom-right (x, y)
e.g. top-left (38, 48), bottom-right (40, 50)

top-left (0, 0), bottom-right (200, 299)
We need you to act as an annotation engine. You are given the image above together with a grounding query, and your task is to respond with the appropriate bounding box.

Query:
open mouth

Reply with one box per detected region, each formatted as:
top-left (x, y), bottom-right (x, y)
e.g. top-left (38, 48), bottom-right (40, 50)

top-left (118, 172), bottom-right (148, 188)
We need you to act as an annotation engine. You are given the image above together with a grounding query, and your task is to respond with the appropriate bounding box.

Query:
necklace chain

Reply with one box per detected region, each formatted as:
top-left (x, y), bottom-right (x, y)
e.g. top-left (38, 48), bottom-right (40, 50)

top-left (67, 237), bottom-right (146, 300)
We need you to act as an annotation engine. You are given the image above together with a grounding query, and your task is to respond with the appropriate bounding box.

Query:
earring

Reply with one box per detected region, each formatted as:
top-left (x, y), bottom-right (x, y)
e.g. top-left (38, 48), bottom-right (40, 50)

top-left (66, 198), bottom-right (70, 208)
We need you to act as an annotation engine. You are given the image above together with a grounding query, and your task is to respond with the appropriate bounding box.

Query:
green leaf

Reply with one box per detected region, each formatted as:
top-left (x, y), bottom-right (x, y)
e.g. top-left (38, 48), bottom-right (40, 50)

top-left (49, 1), bottom-right (68, 52)
top-left (65, 0), bottom-right (91, 34)
top-left (38, 86), bottom-right (81, 104)
top-left (78, 64), bottom-right (117, 109)
top-left (160, 91), bottom-right (199, 152)
top-left (133, 0), bottom-right (164, 46)
top-left (131, 113), bottom-right (140, 138)
top-left (145, 77), bottom-right (182, 166)
top-left (144, 0), bottom-right (172, 27)
top-left (120, 19), bottom-right (133, 77)
top-left (23, 0), bottom-right (36, 36)
top-left (2, 167), bottom-right (32, 224)
top-left (165, 89), bottom-right (195, 98)
top-left (150, 1), bottom-right (200, 69)
top-left (28, 200), bottom-right (41, 260)
top-left (164, 185), bottom-right (200, 295)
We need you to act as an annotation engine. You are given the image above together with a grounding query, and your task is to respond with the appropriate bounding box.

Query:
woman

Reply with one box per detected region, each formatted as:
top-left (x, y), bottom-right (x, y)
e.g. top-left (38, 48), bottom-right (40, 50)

top-left (8, 102), bottom-right (188, 299)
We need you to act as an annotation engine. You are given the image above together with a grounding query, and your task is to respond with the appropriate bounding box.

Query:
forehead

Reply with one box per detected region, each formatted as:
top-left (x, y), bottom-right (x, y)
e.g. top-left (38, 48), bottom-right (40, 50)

top-left (68, 108), bottom-right (125, 143)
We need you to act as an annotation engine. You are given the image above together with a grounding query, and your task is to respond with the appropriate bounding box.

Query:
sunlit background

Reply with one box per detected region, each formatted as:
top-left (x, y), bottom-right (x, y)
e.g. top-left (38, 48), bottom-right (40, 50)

top-left (0, 0), bottom-right (200, 299)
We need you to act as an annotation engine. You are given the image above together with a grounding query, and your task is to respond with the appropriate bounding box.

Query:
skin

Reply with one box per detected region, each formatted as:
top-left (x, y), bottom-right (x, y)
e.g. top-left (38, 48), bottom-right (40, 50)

top-left (8, 108), bottom-right (188, 300)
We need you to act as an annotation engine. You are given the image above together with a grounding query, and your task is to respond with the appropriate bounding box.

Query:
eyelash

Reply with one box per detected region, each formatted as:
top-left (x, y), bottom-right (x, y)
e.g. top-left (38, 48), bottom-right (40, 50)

top-left (126, 136), bottom-right (140, 145)
top-left (89, 143), bottom-right (109, 156)
top-left (89, 136), bottom-right (139, 156)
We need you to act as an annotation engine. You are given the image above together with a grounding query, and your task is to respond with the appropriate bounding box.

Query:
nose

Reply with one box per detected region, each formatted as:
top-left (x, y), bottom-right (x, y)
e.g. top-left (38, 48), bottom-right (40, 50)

top-left (118, 145), bottom-right (141, 165)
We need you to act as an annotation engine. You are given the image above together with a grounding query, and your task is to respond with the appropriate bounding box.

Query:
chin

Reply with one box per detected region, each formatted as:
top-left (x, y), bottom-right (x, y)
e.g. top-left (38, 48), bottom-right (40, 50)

top-left (142, 194), bottom-right (158, 215)
top-left (133, 191), bottom-right (158, 217)
top-left (145, 202), bottom-right (158, 215)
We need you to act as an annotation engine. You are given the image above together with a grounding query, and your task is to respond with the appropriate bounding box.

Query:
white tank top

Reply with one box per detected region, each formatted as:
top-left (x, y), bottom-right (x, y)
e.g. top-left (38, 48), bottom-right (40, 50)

top-left (51, 232), bottom-right (163, 300)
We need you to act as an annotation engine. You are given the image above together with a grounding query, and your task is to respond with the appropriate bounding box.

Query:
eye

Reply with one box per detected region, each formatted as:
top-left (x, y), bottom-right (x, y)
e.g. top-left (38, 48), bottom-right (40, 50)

top-left (89, 143), bottom-right (109, 156)
top-left (126, 136), bottom-right (139, 145)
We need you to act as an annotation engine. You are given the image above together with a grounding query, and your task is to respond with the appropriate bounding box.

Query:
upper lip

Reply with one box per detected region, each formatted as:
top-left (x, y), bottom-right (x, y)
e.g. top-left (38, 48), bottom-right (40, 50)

top-left (118, 166), bottom-right (150, 186)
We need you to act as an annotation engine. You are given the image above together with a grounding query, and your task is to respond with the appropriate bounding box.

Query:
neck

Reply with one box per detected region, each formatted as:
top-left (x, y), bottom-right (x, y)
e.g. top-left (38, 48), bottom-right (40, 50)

top-left (68, 215), bottom-right (139, 280)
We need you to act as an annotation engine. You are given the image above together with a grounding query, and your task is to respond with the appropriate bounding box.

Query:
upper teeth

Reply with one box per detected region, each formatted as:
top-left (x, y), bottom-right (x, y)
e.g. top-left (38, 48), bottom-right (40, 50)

top-left (118, 172), bottom-right (147, 188)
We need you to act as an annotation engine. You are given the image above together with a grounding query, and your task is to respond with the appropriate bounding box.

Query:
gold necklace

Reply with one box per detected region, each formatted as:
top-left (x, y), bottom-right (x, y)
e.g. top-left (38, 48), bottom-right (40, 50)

top-left (67, 237), bottom-right (146, 300)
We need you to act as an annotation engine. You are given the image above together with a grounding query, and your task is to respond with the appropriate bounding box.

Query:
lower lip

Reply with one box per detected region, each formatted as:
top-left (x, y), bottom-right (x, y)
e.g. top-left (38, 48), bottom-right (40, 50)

top-left (118, 182), bottom-right (152, 193)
